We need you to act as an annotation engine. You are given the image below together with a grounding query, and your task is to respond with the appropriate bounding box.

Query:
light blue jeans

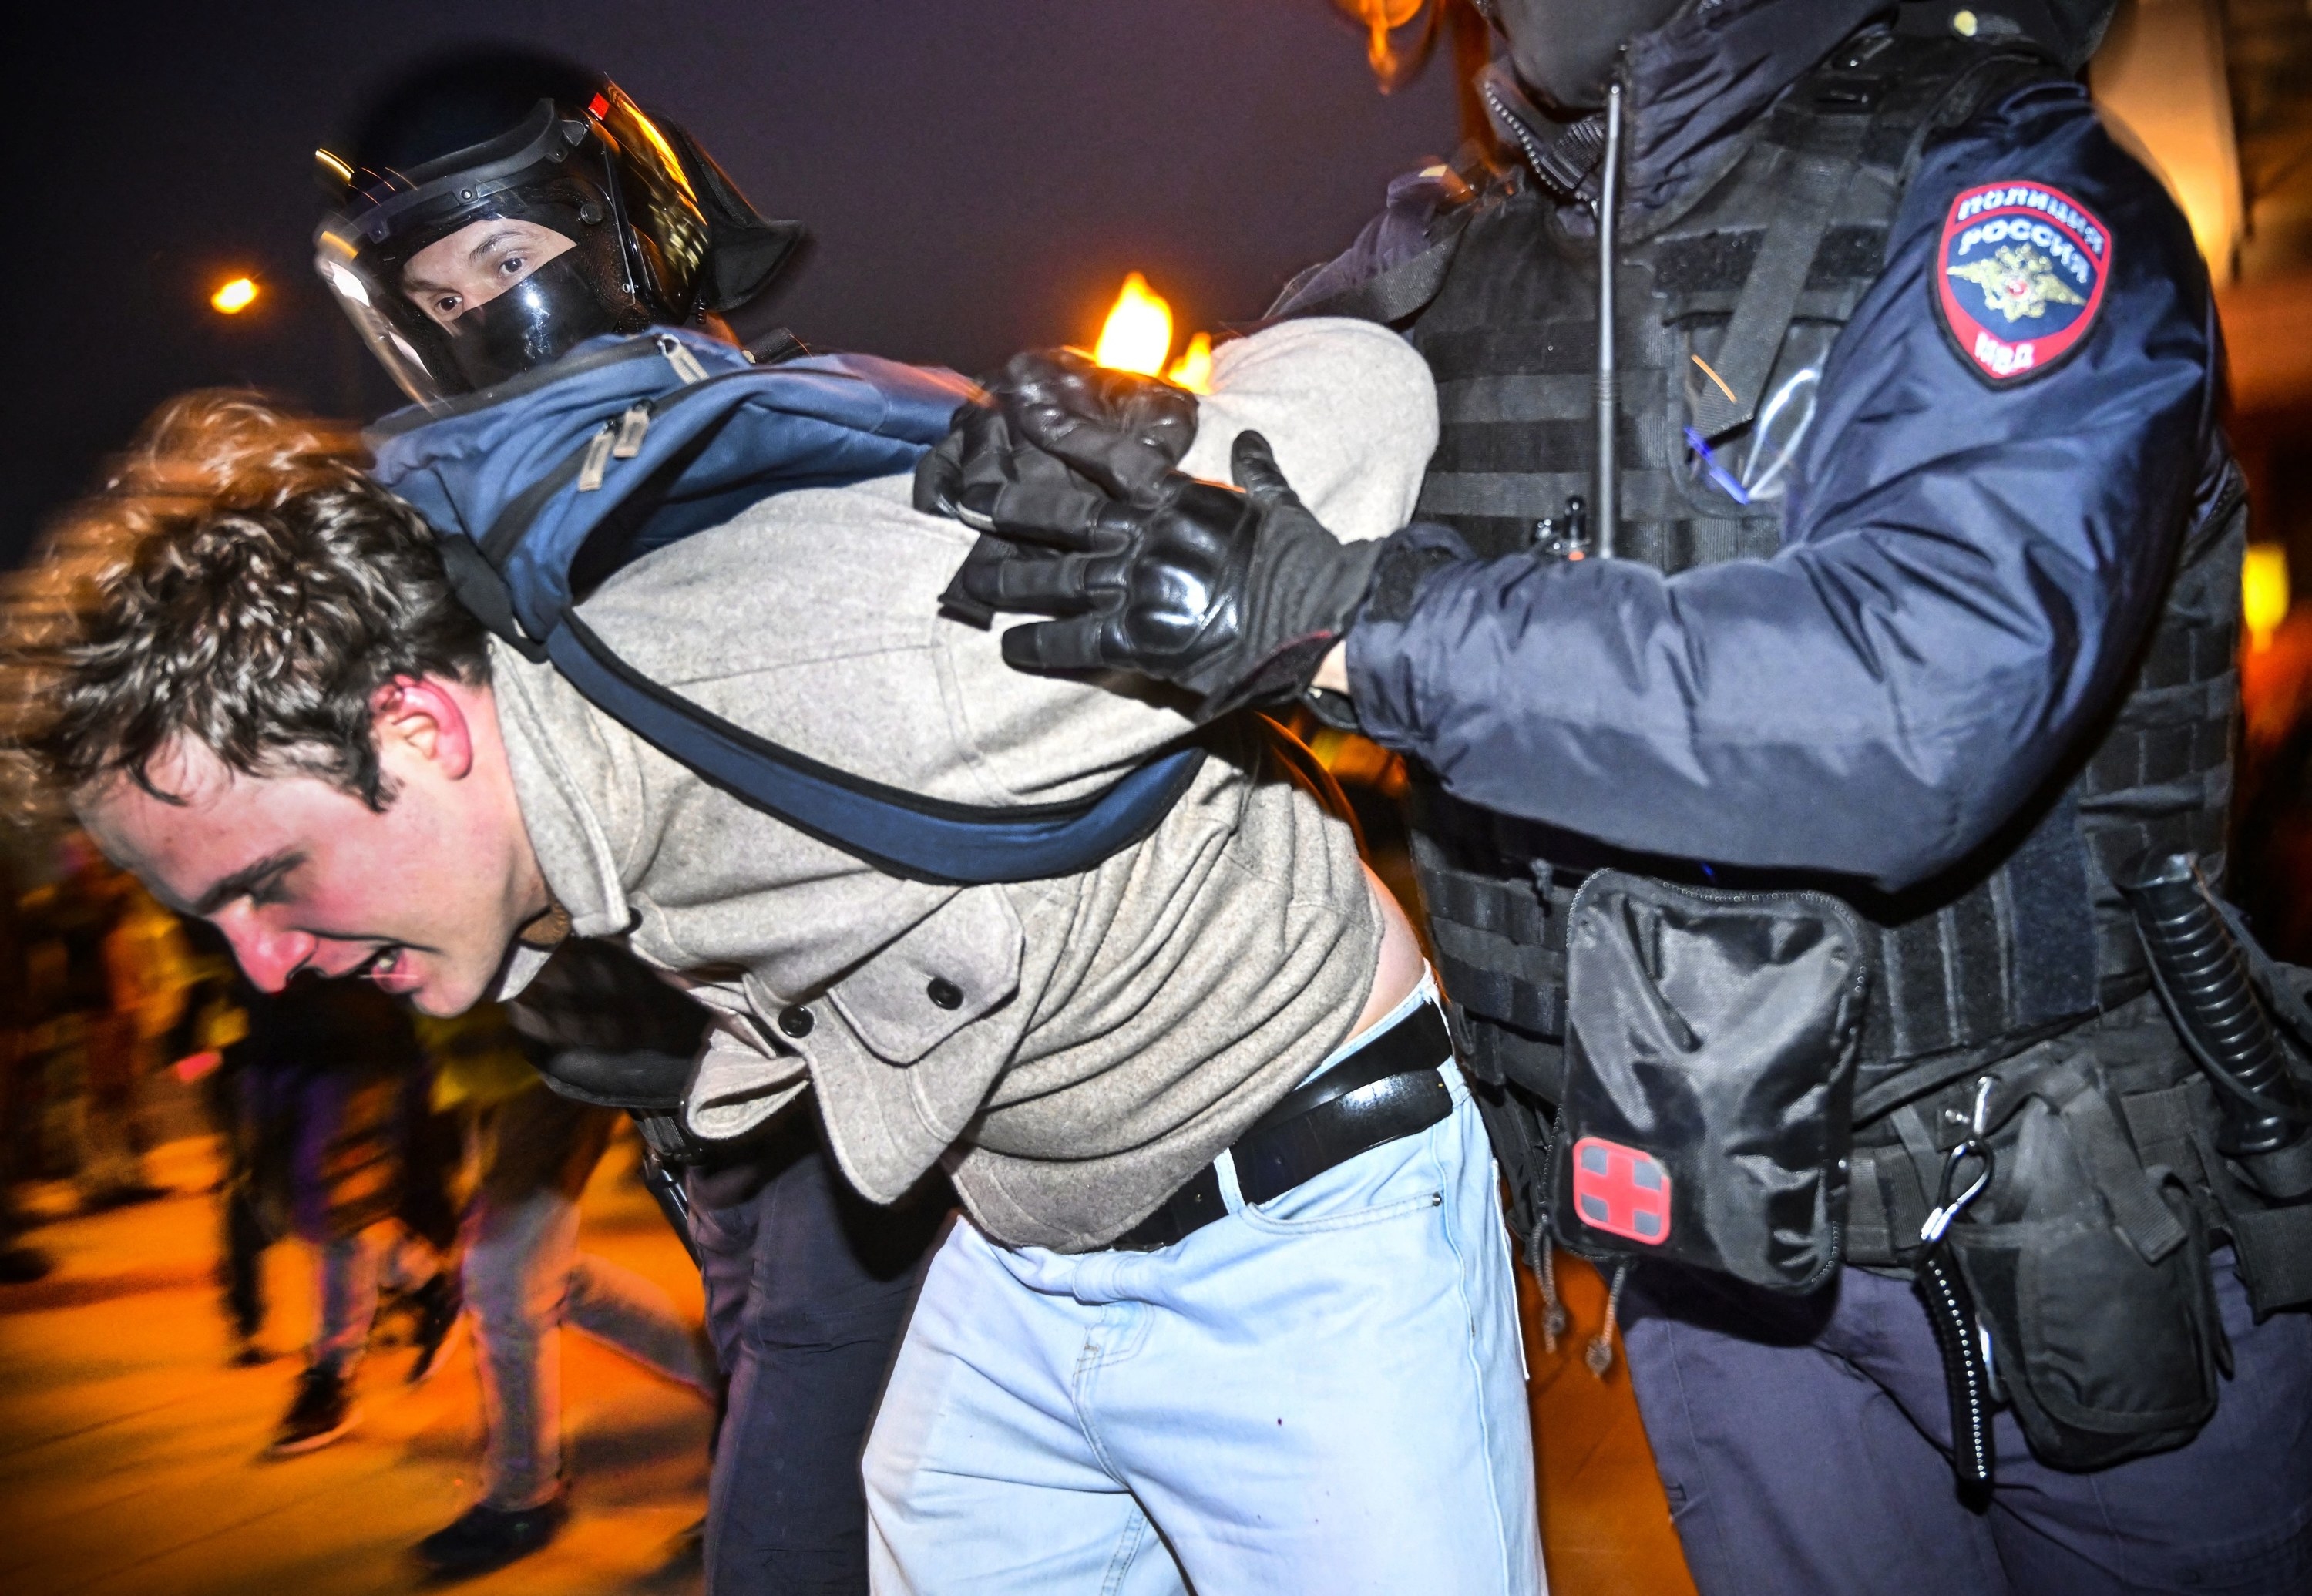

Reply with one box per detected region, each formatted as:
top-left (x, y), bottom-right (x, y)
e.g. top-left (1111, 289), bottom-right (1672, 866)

top-left (864, 979), bottom-right (1543, 1595)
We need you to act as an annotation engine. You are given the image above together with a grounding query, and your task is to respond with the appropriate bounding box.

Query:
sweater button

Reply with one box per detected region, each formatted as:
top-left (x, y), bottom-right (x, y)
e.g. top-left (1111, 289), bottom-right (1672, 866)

top-left (926, 977), bottom-right (963, 1011)
top-left (777, 1005), bottom-right (815, 1039)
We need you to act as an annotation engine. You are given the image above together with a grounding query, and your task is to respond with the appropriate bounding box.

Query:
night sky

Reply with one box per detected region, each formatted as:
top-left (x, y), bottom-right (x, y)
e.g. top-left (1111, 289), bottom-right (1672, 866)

top-left (5, 1), bottom-right (1464, 569)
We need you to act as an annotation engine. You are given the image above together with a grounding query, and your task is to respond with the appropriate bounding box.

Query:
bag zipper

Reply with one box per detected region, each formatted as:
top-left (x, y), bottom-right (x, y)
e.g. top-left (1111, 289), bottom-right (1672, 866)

top-left (575, 425), bottom-right (617, 492)
top-left (610, 403), bottom-right (652, 459)
top-left (657, 331), bottom-right (711, 385)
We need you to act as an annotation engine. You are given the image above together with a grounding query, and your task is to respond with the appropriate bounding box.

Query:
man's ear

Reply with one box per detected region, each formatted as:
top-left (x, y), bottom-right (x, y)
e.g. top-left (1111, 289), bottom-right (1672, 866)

top-left (371, 676), bottom-right (475, 780)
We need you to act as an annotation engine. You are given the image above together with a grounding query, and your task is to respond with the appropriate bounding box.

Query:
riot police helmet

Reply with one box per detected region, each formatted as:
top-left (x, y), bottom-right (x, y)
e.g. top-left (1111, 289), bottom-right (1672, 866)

top-left (314, 48), bottom-right (806, 404)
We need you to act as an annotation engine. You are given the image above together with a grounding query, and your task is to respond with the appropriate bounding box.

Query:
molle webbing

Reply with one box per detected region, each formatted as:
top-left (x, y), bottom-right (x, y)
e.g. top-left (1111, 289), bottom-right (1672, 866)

top-left (1396, 28), bottom-right (2240, 1097)
top-left (1407, 29), bottom-right (2029, 566)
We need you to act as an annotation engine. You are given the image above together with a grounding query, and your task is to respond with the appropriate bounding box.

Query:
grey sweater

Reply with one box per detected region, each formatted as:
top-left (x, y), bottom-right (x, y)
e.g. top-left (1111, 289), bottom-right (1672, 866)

top-left (489, 318), bottom-right (1437, 1251)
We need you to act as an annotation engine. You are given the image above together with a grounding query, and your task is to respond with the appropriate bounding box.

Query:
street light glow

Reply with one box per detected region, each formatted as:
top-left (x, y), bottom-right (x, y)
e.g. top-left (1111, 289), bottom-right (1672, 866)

top-left (2244, 543), bottom-right (2290, 653)
top-left (210, 277), bottom-right (260, 314)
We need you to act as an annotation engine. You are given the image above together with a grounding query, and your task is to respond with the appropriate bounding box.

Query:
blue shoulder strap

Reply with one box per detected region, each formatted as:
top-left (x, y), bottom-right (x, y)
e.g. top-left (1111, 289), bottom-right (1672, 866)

top-left (383, 332), bottom-right (1201, 886)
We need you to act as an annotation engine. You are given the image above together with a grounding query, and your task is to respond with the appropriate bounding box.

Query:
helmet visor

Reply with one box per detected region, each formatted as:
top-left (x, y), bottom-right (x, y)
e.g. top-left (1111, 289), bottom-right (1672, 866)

top-left (315, 229), bottom-right (452, 404)
top-left (317, 213), bottom-right (634, 404)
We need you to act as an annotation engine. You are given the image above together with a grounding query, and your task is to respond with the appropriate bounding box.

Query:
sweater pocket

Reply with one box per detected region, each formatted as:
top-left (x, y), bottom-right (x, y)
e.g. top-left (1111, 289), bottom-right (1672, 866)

top-left (821, 886), bottom-right (1024, 1066)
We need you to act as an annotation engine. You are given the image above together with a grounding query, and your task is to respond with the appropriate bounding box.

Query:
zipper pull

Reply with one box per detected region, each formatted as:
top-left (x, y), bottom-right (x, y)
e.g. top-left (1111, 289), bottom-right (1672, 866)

top-left (657, 332), bottom-right (711, 385)
top-left (576, 424), bottom-right (617, 492)
top-left (610, 403), bottom-right (651, 459)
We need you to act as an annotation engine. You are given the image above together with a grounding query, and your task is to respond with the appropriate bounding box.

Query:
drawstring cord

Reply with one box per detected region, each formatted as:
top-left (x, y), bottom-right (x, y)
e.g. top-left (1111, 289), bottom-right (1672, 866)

top-left (1587, 1262), bottom-right (1630, 1378)
top-left (1527, 1225), bottom-right (1626, 1379)
top-left (1527, 1228), bottom-right (1570, 1354)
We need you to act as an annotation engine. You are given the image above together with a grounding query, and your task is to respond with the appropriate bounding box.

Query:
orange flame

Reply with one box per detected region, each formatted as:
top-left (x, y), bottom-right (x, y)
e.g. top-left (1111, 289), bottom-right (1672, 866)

top-left (1094, 274), bottom-right (1212, 394)
top-left (1166, 331), bottom-right (1214, 394)
top-left (1094, 271), bottom-right (1174, 376)
top-left (1333, 0), bottom-right (1432, 88)
top-left (210, 276), bottom-right (259, 314)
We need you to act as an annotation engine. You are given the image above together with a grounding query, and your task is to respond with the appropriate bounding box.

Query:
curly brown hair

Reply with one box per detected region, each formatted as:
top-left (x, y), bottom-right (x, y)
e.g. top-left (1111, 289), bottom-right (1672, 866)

top-left (2, 391), bottom-right (490, 815)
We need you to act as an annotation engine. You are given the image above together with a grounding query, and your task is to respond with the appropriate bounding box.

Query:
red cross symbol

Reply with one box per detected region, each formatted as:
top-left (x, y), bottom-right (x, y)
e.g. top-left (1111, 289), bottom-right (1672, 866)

top-left (1570, 1137), bottom-right (1672, 1246)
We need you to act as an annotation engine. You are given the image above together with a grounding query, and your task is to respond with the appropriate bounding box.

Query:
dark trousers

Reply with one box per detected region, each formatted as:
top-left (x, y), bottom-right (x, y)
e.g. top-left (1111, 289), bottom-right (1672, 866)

top-left (686, 1110), bottom-right (944, 1596)
top-left (1624, 1254), bottom-right (2312, 1594)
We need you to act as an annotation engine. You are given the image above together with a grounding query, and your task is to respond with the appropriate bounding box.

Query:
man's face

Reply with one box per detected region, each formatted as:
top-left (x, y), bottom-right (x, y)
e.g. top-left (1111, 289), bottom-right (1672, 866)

top-left (402, 217), bottom-right (579, 330)
top-left (1488, 0), bottom-right (1689, 111)
top-left (78, 677), bottom-right (543, 1017)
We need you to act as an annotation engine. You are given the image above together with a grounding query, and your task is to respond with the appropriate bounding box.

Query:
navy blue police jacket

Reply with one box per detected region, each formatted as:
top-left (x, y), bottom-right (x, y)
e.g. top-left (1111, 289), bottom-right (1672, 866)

top-left (1331, 0), bottom-right (2226, 895)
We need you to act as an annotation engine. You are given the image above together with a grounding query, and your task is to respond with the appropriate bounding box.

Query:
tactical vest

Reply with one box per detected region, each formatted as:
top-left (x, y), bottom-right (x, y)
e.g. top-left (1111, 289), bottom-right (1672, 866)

top-left (1388, 29), bottom-right (2242, 1146)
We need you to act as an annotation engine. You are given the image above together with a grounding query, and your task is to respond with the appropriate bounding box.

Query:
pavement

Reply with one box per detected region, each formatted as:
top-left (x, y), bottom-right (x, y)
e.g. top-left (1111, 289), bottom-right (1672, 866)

top-left (0, 1096), bottom-right (1691, 1596)
top-left (0, 1126), bottom-right (712, 1596)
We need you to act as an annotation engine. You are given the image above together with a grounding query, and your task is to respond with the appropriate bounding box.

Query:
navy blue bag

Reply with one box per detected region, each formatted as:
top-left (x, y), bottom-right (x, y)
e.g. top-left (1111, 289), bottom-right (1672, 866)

top-left (371, 328), bottom-right (1201, 884)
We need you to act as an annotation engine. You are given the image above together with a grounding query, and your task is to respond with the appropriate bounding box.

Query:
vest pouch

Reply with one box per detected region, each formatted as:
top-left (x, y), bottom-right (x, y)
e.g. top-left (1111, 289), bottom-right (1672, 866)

top-left (1941, 1064), bottom-right (2226, 1469)
top-left (1545, 871), bottom-right (1869, 1291)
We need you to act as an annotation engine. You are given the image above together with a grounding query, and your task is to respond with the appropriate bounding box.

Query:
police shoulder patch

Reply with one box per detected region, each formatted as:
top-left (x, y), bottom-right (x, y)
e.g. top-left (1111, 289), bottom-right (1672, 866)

top-left (1934, 179), bottom-right (2111, 385)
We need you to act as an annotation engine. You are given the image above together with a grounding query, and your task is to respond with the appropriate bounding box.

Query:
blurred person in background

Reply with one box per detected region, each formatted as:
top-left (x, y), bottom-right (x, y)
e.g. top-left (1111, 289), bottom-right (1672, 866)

top-left (230, 971), bottom-right (459, 1453)
top-left (0, 844), bottom-right (54, 1282)
top-left (18, 832), bottom-right (163, 1208)
top-left (103, 874), bottom-right (193, 1147)
top-left (412, 942), bottom-right (715, 1577)
top-left (170, 919), bottom-right (278, 1362)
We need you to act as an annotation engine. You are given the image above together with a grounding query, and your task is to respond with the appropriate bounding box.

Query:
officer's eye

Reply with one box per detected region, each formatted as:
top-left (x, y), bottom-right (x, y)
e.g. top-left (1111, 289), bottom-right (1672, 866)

top-left (433, 294), bottom-right (462, 317)
top-left (496, 254), bottom-right (526, 280)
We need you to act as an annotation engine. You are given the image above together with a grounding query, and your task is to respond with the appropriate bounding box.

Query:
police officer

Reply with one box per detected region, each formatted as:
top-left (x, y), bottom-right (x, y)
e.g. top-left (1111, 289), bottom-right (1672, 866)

top-left (930, 0), bottom-right (2312, 1588)
top-left (313, 51), bottom-right (943, 1591)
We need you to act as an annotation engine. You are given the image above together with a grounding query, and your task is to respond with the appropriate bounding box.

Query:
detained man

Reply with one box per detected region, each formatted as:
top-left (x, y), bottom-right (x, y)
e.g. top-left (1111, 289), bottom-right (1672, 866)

top-left (13, 304), bottom-right (1541, 1593)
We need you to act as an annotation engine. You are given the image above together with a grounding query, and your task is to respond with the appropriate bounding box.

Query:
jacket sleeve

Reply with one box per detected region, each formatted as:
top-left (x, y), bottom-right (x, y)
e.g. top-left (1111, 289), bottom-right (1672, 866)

top-left (1345, 80), bottom-right (2221, 892)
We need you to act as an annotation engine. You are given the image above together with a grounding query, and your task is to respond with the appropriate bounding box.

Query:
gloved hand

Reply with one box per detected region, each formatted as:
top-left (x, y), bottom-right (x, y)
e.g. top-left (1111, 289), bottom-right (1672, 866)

top-left (953, 428), bottom-right (1382, 721)
top-left (919, 348), bottom-right (1201, 628)
top-left (916, 347), bottom-right (1198, 531)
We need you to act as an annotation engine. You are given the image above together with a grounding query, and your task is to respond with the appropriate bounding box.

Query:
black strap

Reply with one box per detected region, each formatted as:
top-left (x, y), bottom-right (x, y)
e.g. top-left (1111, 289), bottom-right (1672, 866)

top-left (2054, 1069), bottom-right (2191, 1264)
top-left (1685, 113), bottom-right (1871, 439)
top-left (2226, 1205), bottom-right (2312, 1310)
top-left (438, 533), bottom-right (544, 662)
top-left (1288, 206), bottom-right (1480, 327)
top-left (1459, 1019), bottom-right (1569, 1101)
top-left (546, 613), bottom-right (1205, 885)
top-left (1114, 1163), bottom-right (1230, 1251)
top-left (467, 365), bottom-right (1208, 886)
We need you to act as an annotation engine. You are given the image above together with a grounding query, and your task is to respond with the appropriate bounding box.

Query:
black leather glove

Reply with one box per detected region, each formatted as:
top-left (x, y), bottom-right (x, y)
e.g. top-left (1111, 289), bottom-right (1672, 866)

top-left (918, 348), bottom-right (1200, 627)
top-left (953, 429), bottom-right (1382, 721)
top-left (916, 348), bottom-right (1198, 528)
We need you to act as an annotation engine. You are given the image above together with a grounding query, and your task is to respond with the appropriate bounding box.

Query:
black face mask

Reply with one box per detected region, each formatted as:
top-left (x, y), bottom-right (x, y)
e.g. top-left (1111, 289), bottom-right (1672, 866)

top-left (436, 248), bottom-right (640, 391)
top-left (1486, 0), bottom-right (1689, 111)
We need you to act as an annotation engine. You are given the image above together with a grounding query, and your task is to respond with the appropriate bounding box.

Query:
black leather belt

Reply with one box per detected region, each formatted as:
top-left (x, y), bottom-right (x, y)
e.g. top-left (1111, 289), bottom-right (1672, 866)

top-left (1113, 999), bottom-right (1456, 1252)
